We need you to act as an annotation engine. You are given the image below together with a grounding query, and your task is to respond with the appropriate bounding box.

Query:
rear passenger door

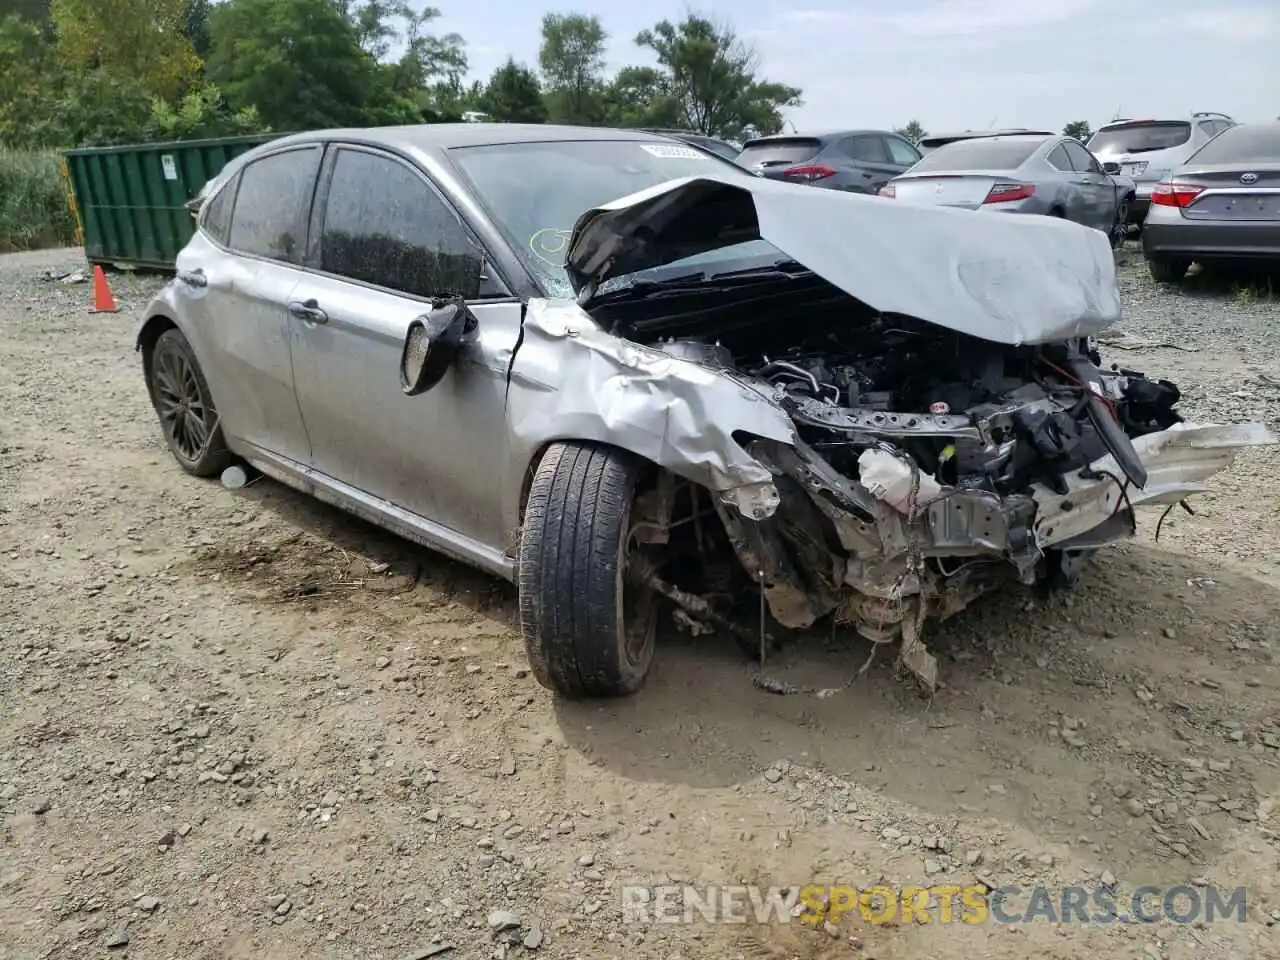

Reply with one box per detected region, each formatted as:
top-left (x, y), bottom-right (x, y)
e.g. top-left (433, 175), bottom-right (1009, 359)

top-left (1063, 140), bottom-right (1115, 232)
top-left (183, 145), bottom-right (320, 466)
top-left (287, 144), bottom-right (524, 551)
top-left (837, 136), bottom-right (899, 193)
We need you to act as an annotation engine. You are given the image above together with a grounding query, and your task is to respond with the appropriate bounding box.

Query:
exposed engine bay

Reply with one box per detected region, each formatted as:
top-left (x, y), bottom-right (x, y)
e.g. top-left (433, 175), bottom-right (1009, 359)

top-left (588, 275), bottom-right (1195, 691)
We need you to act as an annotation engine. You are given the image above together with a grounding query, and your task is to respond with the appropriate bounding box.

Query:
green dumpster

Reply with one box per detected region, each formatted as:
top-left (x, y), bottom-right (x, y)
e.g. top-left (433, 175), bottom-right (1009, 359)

top-left (62, 133), bottom-right (281, 271)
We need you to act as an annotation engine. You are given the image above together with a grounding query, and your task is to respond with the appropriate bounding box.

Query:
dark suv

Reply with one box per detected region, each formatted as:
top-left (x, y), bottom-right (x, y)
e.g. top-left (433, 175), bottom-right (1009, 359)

top-left (736, 129), bottom-right (923, 193)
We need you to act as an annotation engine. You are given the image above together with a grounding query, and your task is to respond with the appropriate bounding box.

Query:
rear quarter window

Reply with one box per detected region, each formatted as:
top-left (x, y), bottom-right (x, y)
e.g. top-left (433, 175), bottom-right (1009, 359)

top-left (200, 174), bottom-right (238, 246)
top-left (737, 138), bottom-right (822, 167)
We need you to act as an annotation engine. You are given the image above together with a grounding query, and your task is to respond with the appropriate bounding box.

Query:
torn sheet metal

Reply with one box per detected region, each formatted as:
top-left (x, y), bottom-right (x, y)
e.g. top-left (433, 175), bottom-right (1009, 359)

top-left (565, 173), bottom-right (1122, 345)
top-left (1030, 421), bottom-right (1278, 548)
top-left (506, 299), bottom-right (797, 518)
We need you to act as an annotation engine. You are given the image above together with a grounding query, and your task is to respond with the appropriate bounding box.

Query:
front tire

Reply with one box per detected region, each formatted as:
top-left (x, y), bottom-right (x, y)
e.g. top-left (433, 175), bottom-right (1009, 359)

top-left (144, 328), bottom-right (232, 478)
top-left (518, 442), bottom-right (658, 698)
top-left (1146, 257), bottom-right (1190, 284)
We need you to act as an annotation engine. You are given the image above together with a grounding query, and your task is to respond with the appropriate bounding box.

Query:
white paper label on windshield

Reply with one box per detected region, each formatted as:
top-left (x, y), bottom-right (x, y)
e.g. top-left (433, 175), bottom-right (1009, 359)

top-left (640, 143), bottom-right (707, 160)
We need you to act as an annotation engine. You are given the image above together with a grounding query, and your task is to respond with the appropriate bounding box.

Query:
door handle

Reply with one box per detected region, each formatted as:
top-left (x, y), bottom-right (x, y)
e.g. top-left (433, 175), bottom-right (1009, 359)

top-left (177, 268), bottom-right (206, 288)
top-left (288, 299), bottom-right (328, 325)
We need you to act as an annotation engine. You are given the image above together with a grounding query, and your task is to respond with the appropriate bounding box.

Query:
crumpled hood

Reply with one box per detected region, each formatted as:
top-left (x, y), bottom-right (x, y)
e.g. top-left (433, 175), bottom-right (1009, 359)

top-left (564, 173), bottom-right (1123, 346)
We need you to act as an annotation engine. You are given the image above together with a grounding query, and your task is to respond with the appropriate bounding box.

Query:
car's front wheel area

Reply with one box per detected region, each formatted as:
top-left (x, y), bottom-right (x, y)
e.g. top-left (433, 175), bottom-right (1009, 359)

top-left (144, 327), bottom-right (232, 478)
top-left (518, 441), bottom-right (659, 698)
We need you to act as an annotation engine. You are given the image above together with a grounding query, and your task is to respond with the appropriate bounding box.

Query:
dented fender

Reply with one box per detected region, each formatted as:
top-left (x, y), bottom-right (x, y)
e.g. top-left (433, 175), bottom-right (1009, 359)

top-left (505, 299), bottom-right (797, 519)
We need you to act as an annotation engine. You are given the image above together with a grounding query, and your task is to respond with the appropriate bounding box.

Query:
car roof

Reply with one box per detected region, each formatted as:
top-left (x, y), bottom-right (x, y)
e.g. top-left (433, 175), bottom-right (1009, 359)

top-left (1096, 114), bottom-right (1231, 129)
top-left (936, 134), bottom-right (1054, 145)
top-left (260, 123), bottom-right (679, 152)
top-left (741, 129), bottom-right (891, 144)
top-left (922, 128), bottom-right (1054, 142)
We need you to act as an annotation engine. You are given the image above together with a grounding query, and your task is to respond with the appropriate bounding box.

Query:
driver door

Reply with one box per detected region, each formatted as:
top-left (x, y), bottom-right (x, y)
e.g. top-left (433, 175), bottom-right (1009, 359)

top-left (286, 144), bottom-right (523, 552)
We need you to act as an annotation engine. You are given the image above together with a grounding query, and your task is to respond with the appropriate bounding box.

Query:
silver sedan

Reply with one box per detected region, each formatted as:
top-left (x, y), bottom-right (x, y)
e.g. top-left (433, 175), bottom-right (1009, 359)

top-left (880, 134), bottom-right (1134, 244)
top-left (136, 124), bottom-right (1273, 702)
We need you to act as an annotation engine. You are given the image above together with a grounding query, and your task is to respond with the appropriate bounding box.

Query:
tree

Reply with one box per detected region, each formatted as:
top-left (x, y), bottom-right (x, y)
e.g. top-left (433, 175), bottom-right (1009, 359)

top-left (51, 0), bottom-right (201, 101)
top-left (633, 15), bottom-right (801, 141)
top-left (148, 81), bottom-right (264, 140)
top-left (602, 65), bottom-right (681, 129)
top-left (538, 12), bottom-right (607, 124)
top-left (1063, 119), bottom-right (1093, 141)
top-left (479, 58), bottom-right (546, 123)
top-left (894, 120), bottom-right (926, 145)
top-left (183, 0), bottom-right (211, 59)
top-left (206, 0), bottom-right (388, 130)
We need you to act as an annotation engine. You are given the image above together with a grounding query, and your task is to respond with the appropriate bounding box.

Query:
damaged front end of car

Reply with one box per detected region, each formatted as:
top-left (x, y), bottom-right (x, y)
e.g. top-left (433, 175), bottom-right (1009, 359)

top-left (521, 174), bottom-right (1278, 690)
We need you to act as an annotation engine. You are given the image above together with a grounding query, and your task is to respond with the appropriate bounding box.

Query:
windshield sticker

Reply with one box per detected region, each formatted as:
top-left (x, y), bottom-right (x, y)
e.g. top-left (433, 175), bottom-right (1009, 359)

top-left (529, 227), bottom-right (571, 266)
top-left (639, 143), bottom-right (708, 160)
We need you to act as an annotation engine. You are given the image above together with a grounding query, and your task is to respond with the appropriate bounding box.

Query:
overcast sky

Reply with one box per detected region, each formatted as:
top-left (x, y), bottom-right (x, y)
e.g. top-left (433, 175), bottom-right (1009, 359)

top-left (426, 0), bottom-right (1279, 133)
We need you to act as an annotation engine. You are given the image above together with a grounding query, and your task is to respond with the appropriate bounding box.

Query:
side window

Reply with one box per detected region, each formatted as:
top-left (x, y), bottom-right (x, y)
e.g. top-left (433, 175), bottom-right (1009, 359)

top-left (227, 147), bottom-right (321, 263)
top-left (1047, 145), bottom-right (1073, 171)
top-left (842, 136), bottom-right (888, 163)
top-left (1198, 120), bottom-right (1218, 138)
top-left (1212, 119), bottom-right (1233, 136)
top-left (319, 148), bottom-right (483, 300)
top-left (1064, 141), bottom-right (1101, 173)
top-left (882, 136), bottom-right (921, 166)
top-left (200, 173), bottom-right (238, 246)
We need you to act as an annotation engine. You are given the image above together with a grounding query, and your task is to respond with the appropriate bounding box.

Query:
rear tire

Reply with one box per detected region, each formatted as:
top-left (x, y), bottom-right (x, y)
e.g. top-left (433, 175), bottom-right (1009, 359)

top-left (518, 442), bottom-right (658, 699)
top-left (144, 328), bottom-right (232, 478)
top-left (1146, 257), bottom-right (1190, 284)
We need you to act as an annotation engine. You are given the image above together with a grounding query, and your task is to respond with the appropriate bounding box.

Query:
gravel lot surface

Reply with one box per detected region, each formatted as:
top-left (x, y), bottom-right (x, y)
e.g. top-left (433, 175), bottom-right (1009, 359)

top-left (1, 246), bottom-right (1278, 960)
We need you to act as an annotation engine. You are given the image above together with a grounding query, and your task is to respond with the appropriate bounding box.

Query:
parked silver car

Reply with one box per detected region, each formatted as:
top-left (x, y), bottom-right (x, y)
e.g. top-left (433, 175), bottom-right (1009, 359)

top-left (137, 124), bottom-right (1275, 700)
top-left (880, 134), bottom-right (1134, 245)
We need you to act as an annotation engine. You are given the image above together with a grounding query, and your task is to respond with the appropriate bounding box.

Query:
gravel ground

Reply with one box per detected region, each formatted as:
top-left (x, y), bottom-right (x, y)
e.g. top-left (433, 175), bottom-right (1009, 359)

top-left (1, 245), bottom-right (1278, 960)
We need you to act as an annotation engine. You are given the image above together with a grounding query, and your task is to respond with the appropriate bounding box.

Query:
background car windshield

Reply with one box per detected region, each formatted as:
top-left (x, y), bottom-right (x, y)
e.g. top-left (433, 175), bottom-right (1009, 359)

top-left (450, 139), bottom-right (770, 297)
top-left (907, 138), bottom-right (1042, 172)
top-left (1186, 125), bottom-right (1280, 164)
top-left (1089, 122), bottom-right (1191, 154)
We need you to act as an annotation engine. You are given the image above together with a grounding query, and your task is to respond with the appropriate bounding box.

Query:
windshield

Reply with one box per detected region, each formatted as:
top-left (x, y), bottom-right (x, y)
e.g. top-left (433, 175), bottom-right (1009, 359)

top-left (449, 138), bottom-right (772, 297)
top-left (907, 138), bottom-right (1043, 173)
top-left (1088, 121), bottom-right (1191, 155)
top-left (1186, 124), bottom-right (1280, 164)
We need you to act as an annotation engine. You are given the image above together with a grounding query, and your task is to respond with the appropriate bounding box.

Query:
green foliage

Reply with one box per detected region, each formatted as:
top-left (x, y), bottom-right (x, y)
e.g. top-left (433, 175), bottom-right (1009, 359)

top-left (51, 0), bottom-right (202, 101)
top-left (539, 12), bottom-right (607, 124)
top-left (602, 66), bottom-right (681, 129)
top-left (0, 147), bottom-right (77, 252)
top-left (148, 82), bottom-right (265, 141)
top-left (480, 59), bottom-right (547, 123)
top-left (894, 120), bottom-right (927, 144)
top-left (633, 15), bottom-right (801, 141)
top-left (205, 0), bottom-right (388, 130)
top-left (183, 0), bottom-right (211, 58)
top-left (0, 0), bottom-right (811, 251)
top-left (1063, 120), bottom-right (1093, 141)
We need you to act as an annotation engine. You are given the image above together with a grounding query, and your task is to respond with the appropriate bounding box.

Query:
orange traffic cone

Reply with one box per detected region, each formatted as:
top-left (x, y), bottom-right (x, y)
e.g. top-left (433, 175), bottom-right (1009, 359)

top-left (89, 265), bottom-right (119, 314)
